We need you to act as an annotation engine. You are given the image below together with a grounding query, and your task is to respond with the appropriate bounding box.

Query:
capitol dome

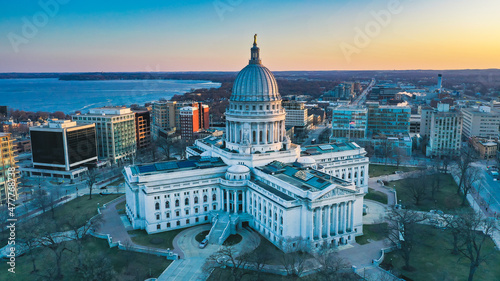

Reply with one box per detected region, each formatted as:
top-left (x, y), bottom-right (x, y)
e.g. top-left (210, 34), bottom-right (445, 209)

top-left (230, 35), bottom-right (280, 102)
top-left (225, 164), bottom-right (250, 181)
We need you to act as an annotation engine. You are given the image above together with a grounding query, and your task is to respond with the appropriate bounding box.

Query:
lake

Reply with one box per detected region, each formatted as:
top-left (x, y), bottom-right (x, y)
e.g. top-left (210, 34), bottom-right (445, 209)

top-left (0, 78), bottom-right (221, 113)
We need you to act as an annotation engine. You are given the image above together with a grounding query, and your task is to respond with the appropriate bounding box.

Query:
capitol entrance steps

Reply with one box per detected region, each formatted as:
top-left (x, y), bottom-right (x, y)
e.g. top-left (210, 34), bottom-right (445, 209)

top-left (207, 212), bottom-right (243, 245)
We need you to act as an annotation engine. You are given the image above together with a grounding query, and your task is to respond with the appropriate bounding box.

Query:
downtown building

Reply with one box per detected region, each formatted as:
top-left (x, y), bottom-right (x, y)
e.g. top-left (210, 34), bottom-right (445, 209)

top-left (124, 38), bottom-right (368, 253)
top-left (282, 100), bottom-right (308, 127)
top-left (330, 103), bottom-right (412, 157)
top-left (132, 108), bottom-right (152, 149)
top-left (425, 104), bottom-right (463, 158)
top-left (72, 107), bottom-right (136, 164)
top-left (151, 101), bottom-right (209, 140)
top-left (461, 106), bottom-right (500, 139)
top-left (0, 133), bottom-right (19, 205)
top-left (22, 119), bottom-right (97, 180)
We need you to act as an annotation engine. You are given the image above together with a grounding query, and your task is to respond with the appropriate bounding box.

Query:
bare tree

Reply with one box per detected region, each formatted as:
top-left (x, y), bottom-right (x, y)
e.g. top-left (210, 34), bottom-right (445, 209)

top-left (33, 188), bottom-right (50, 213)
top-left (84, 168), bottom-right (98, 200)
top-left (75, 252), bottom-right (117, 281)
top-left (460, 167), bottom-right (481, 206)
top-left (393, 147), bottom-right (407, 169)
top-left (206, 246), bottom-right (252, 281)
top-left (386, 209), bottom-right (427, 271)
top-left (455, 211), bottom-right (497, 281)
top-left (403, 171), bottom-right (428, 206)
top-left (37, 220), bottom-right (72, 280)
top-left (66, 212), bottom-right (103, 267)
top-left (280, 238), bottom-right (311, 279)
top-left (18, 217), bottom-right (42, 273)
top-left (456, 147), bottom-right (475, 195)
top-left (314, 251), bottom-right (356, 281)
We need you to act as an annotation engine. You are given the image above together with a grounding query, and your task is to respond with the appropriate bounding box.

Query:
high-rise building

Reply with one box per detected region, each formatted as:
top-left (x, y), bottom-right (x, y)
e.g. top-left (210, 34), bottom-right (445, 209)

top-left (132, 109), bottom-right (151, 149)
top-left (180, 106), bottom-right (200, 141)
top-left (366, 102), bottom-right (410, 136)
top-left (282, 100), bottom-right (308, 127)
top-left (323, 83), bottom-right (353, 101)
top-left (426, 104), bottom-right (462, 158)
top-left (151, 101), bottom-right (177, 140)
top-left (461, 106), bottom-right (500, 139)
top-left (0, 133), bottom-right (18, 205)
top-left (73, 107), bottom-right (136, 163)
top-left (330, 106), bottom-right (368, 140)
top-left (23, 119), bottom-right (97, 180)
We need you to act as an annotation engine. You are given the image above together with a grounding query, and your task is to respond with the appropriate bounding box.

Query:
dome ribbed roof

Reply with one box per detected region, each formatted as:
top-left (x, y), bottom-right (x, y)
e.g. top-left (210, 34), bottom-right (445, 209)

top-left (230, 35), bottom-right (280, 102)
top-left (227, 165), bottom-right (250, 174)
top-left (231, 64), bottom-right (280, 102)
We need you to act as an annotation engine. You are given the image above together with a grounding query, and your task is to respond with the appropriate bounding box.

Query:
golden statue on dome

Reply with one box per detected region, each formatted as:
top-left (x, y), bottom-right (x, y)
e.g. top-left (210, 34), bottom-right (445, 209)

top-left (253, 34), bottom-right (257, 45)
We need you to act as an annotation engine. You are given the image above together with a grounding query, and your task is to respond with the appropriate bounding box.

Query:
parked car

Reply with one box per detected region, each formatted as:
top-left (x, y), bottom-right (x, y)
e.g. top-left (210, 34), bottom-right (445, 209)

top-left (199, 238), bottom-right (208, 249)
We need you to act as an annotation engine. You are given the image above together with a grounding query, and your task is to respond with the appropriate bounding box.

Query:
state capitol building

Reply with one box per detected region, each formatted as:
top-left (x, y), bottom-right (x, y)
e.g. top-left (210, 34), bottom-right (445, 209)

top-left (124, 36), bottom-right (369, 252)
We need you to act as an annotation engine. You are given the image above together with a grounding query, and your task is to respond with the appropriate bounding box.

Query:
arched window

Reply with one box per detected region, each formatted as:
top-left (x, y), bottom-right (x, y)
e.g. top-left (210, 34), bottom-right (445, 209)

top-left (213, 194), bottom-right (216, 201)
top-left (240, 175), bottom-right (242, 180)
top-left (175, 200), bottom-right (179, 207)
top-left (203, 195), bottom-right (208, 202)
top-left (165, 201), bottom-right (170, 208)
top-left (185, 198), bottom-right (189, 205)
top-left (155, 202), bottom-right (160, 210)
top-left (238, 193), bottom-right (242, 200)
top-left (194, 197), bottom-right (198, 204)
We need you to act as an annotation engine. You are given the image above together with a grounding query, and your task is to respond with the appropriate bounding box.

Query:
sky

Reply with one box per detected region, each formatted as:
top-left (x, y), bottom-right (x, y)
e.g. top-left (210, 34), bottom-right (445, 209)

top-left (0, 0), bottom-right (499, 72)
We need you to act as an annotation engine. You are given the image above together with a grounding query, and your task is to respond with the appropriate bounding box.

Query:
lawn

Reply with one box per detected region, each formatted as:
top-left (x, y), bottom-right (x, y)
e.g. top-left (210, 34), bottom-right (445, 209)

top-left (115, 200), bottom-right (126, 215)
top-left (381, 225), bottom-right (500, 281)
top-left (196, 230), bottom-right (209, 243)
top-left (391, 174), bottom-right (465, 212)
top-left (365, 188), bottom-right (388, 204)
top-left (223, 234), bottom-right (243, 246)
top-left (36, 194), bottom-right (122, 231)
top-left (369, 164), bottom-right (420, 178)
top-left (355, 223), bottom-right (388, 245)
top-left (0, 236), bottom-right (171, 281)
top-left (129, 224), bottom-right (209, 250)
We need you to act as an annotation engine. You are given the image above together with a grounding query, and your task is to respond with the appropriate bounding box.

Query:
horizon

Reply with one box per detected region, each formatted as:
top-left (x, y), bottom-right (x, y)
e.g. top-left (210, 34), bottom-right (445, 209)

top-left (1, 0), bottom-right (499, 72)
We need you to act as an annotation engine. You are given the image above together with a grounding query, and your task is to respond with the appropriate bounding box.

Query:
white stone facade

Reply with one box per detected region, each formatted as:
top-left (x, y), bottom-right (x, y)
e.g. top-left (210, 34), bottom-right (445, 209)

top-left (124, 37), bottom-right (367, 253)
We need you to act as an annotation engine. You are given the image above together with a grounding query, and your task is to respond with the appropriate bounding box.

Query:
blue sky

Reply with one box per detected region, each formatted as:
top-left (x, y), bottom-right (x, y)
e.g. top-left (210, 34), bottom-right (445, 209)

top-left (1, 0), bottom-right (499, 72)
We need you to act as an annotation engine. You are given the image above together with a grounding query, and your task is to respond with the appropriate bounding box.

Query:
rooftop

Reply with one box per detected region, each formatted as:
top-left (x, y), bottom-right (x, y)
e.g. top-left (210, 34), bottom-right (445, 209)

top-left (258, 161), bottom-right (352, 192)
top-left (130, 157), bottom-right (226, 175)
top-left (301, 142), bottom-right (361, 156)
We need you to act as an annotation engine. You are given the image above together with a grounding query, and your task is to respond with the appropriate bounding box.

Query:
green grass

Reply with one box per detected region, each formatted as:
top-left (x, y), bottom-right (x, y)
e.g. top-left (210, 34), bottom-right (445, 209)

top-left (391, 174), bottom-right (465, 212)
top-left (38, 194), bottom-right (122, 231)
top-left (223, 234), bottom-right (243, 246)
top-left (381, 225), bottom-right (500, 281)
top-left (369, 164), bottom-right (420, 178)
top-left (115, 200), bottom-right (126, 215)
top-left (129, 224), bottom-right (209, 250)
top-left (365, 188), bottom-right (388, 204)
top-left (0, 236), bottom-right (171, 281)
top-left (355, 223), bottom-right (388, 245)
top-left (195, 230), bottom-right (209, 243)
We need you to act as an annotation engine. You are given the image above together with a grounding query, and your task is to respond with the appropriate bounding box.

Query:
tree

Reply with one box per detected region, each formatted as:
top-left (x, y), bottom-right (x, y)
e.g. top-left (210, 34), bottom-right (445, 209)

top-left (403, 171), bottom-right (428, 206)
top-left (206, 245), bottom-right (252, 281)
top-left (37, 220), bottom-right (71, 280)
top-left (393, 147), bottom-right (407, 169)
top-left (313, 251), bottom-right (356, 281)
top-left (280, 239), bottom-right (311, 279)
top-left (386, 209), bottom-right (427, 271)
top-left (84, 168), bottom-right (98, 200)
top-left (455, 211), bottom-right (497, 281)
top-left (18, 217), bottom-right (42, 273)
top-left (75, 252), bottom-right (117, 281)
top-left (456, 147), bottom-right (475, 195)
top-left (460, 167), bottom-right (481, 206)
top-left (66, 212), bottom-right (103, 267)
top-left (33, 188), bottom-right (50, 213)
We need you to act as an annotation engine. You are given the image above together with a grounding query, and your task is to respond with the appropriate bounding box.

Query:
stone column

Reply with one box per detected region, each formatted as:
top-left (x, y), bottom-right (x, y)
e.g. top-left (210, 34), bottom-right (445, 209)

top-left (326, 205), bottom-right (331, 238)
top-left (263, 123), bottom-right (268, 144)
top-left (337, 203), bottom-right (342, 234)
top-left (233, 190), bottom-right (237, 213)
top-left (256, 123), bottom-right (260, 145)
top-left (225, 189), bottom-right (229, 212)
top-left (319, 207), bottom-right (323, 239)
top-left (311, 209), bottom-right (315, 240)
top-left (332, 204), bottom-right (337, 236)
top-left (343, 202), bottom-right (347, 234)
top-left (270, 122), bottom-right (274, 143)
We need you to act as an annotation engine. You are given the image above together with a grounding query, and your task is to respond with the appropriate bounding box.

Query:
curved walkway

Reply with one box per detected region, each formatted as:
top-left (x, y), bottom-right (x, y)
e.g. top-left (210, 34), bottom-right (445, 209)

top-left (159, 225), bottom-right (261, 281)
